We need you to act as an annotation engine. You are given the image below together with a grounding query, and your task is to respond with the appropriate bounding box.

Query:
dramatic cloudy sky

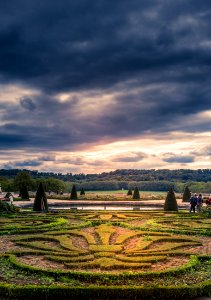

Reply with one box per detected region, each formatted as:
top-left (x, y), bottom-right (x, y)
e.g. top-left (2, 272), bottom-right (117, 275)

top-left (0, 0), bottom-right (211, 173)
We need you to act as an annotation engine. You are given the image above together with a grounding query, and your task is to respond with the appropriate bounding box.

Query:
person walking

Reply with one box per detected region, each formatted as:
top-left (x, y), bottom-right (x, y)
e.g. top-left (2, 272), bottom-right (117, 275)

top-left (9, 193), bottom-right (14, 205)
top-left (197, 194), bottom-right (203, 212)
top-left (189, 193), bottom-right (197, 213)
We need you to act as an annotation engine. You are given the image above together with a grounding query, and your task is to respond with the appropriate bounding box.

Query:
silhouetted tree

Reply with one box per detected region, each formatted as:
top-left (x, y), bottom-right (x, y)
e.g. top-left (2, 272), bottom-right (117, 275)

top-left (127, 189), bottom-right (132, 196)
top-left (164, 188), bottom-right (178, 211)
top-left (19, 185), bottom-right (30, 200)
top-left (182, 186), bottom-right (191, 202)
top-left (133, 187), bottom-right (140, 199)
top-left (33, 182), bottom-right (48, 212)
top-left (70, 185), bottom-right (78, 200)
top-left (80, 187), bottom-right (85, 196)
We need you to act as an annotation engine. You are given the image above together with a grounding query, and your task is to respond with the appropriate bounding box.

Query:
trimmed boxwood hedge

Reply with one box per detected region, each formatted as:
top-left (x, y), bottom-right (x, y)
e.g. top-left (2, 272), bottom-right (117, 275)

top-left (5, 254), bottom-right (205, 280)
top-left (0, 210), bottom-right (210, 299)
top-left (0, 281), bottom-right (210, 300)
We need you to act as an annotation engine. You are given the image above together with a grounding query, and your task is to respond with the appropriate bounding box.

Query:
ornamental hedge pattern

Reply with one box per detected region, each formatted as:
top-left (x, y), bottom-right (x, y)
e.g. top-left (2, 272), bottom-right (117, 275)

top-left (0, 210), bottom-right (210, 299)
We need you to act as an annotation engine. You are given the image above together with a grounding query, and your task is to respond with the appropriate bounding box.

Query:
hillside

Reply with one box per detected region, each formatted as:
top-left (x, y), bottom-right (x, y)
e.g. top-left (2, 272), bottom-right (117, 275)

top-left (1, 168), bottom-right (211, 182)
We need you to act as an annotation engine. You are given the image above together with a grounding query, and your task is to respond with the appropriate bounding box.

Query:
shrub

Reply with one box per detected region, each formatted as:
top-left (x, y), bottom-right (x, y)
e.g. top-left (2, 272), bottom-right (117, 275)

top-left (19, 185), bottom-right (30, 200)
top-left (182, 186), bottom-right (191, 202)
top-left (164, 188), bottom-right (178, 212)
top-left (70, 185), bottom-right (78, 200)
top-left (80, 188), bottom-right (85, 196)
top-left (0, 201), bottom-right (18, 213)
top-left (133, 187), bottom-right (140, 200)
top-left (33, 182), bottom-right (48, 212)
top-left (127, 189), bottom-right (132, 196)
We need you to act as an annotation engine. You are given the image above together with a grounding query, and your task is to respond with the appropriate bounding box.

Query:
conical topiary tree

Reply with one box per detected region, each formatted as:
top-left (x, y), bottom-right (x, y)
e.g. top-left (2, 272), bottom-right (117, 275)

top-left (70, 185), bottom-right (78, 200)
top-left (80, 187), bottom-right (85, 196)
top-left (127, 189), bottom-right (132, 196)
top-left (182, 186), bottom-right (191, 202)
top-left (33, 182), bottom-right (48, 212)
top-left (164, 187), bottom-right (178, 212)
top-left (19, 185), bottom-right (30, 200)
top-left (133, 187), bottom-right (140, 200)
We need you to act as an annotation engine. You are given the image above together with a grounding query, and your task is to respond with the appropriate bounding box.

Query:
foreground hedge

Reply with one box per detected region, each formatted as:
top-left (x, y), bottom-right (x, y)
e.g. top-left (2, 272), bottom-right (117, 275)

top-left (6, 254), bottom-right (201, 280)
top-left (0, 281), bottom-right (210, 300)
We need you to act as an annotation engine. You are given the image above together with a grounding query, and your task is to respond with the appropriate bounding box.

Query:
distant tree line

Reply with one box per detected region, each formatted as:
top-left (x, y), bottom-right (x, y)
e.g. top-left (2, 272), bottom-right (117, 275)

top-left (1, 170), bottom-right (211, 193)
top-left (1, 168), bottom-right (211, 182)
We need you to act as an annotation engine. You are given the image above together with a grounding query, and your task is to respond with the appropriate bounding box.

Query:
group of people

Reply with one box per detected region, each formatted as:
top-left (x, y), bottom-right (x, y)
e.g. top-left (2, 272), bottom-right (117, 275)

top-left (189, 193), bottom-right (203, 213)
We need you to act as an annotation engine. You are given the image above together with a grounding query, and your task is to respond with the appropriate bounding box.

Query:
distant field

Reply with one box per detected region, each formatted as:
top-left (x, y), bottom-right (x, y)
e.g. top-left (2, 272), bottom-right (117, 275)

top-left (85, 190), bottom-right (167, 196)
top-left (27, 190), bottom-right (176, 201)
top-left (41, 190), bottom-right (169, 201)
top-left (79, 190), bottom-right (168, 201)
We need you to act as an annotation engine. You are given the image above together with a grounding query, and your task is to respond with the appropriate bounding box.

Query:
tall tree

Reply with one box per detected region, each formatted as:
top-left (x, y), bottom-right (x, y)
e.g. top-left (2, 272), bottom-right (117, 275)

top-left (70, 184), bottom-right (78, 200)
top-left (42, 178), bottom-right (65, 193)
top-left (133, 187), bottom-right (140, 200)
top-left (33, 182), bottom-right (48, 212)
top-left (182, 186), bottom-right (191, 202)
top-left (14, 171), bottom-right (33, 191)
top-left (164, 188), bottom-right (178, 212)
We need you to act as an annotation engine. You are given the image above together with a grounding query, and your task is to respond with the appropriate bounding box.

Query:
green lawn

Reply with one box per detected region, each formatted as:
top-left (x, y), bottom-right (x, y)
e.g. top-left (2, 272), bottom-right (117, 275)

top-left (86, 190), bottom-right (166, 195)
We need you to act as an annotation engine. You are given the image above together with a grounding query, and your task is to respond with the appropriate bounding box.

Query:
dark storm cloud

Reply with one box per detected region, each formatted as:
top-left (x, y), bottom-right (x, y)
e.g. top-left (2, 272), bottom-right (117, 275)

top-left (0, 133), bottom-right (26, 146)
top-left (1, 0), bottom-right (211, 151)
top-left (14, 160), bottom-right (42, 167)
top-left (1, 0), bottom-right (211, 92)
top-left (3, 160), bottom-right (42, 169)
top-left (20, 97), bottom-right (36, 111)
top-left (0, 92), bottom-right (114, 150)
top-left (0, 84), bottom-right (210, 150)
top-left (162, 154), bottom-right (195, 163)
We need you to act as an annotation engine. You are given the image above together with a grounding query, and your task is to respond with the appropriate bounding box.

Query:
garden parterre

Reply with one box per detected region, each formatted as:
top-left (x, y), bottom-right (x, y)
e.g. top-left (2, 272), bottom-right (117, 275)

top-left (0, 210), bottom-right (210, 299)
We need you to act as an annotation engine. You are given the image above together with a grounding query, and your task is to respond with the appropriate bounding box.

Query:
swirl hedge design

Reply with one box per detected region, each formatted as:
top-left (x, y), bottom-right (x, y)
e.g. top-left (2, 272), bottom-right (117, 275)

top-left (0, 211), bottom-right (210, 299)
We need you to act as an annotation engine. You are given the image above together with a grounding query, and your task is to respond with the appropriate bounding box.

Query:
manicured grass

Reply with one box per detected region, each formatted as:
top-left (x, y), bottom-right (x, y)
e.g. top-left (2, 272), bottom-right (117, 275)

top-left (86, 190), bottom-right (166, 195)
top-left (45, 190), bottom-right (167, 201)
